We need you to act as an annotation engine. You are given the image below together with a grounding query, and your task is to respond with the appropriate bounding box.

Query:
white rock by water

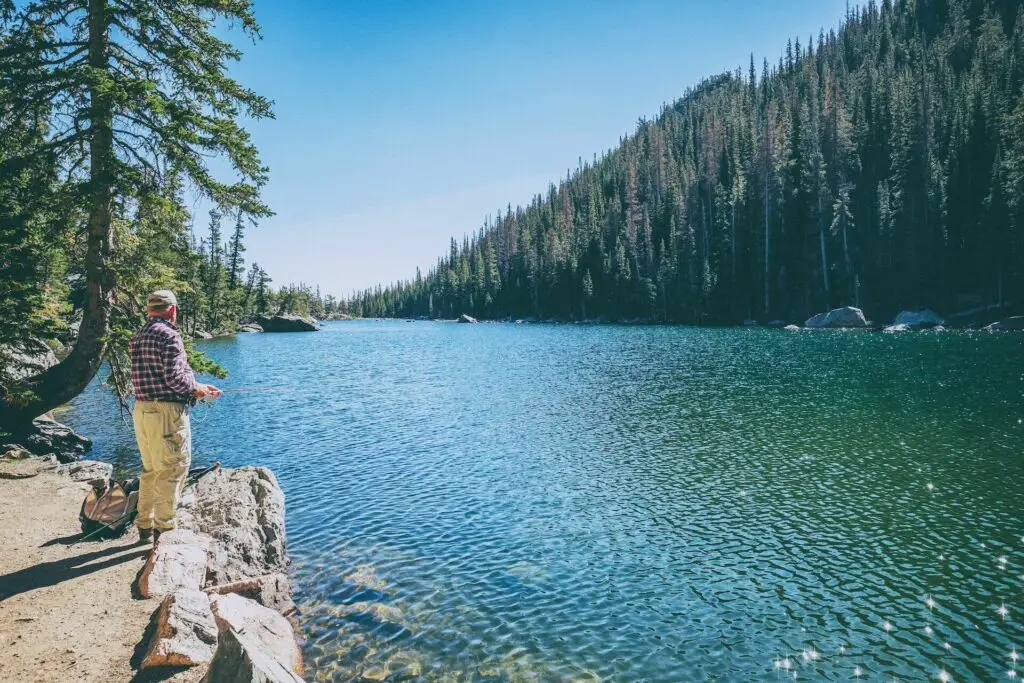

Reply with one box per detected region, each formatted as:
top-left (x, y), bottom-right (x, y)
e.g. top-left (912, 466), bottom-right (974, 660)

top-left (884, 324), bottom-right (911, 333)
top-left (205, 573), bottom-right (295, 616)
top-left (178, 467), bottom-right (288, 585)
top-left (784, 324), bottom-right (801, 331)
top-left (202, 626), bottom-right (306, 683)
top-left (139, 529), bottom-right (213, 599)
top-left (806, 306), bottom-right (867, 329)
top-left (141, 589), bottom-right (218, 668)
top-left (209, 593), bottom-right (303, 673)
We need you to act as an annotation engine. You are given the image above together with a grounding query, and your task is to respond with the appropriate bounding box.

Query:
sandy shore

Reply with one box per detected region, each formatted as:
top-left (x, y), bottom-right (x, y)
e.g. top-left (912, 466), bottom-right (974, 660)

top-left (0, 472), bottom-right (153, 682)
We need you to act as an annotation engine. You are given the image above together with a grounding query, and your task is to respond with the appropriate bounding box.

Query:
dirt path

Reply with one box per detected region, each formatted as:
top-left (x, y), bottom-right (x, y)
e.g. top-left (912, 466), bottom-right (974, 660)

top-left (0, 472), bottom-right (153, 682)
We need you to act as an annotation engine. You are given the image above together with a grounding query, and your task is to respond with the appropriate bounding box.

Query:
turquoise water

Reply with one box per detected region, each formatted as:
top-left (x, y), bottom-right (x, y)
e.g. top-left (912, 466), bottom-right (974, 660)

top-left (68, 322), bottom-right (1024, 681)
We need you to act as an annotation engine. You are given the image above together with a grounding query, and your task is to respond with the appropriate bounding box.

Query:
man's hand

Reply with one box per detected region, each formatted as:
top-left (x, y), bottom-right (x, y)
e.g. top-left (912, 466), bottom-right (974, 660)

top-left (193, 383), bottom-right (222, 399)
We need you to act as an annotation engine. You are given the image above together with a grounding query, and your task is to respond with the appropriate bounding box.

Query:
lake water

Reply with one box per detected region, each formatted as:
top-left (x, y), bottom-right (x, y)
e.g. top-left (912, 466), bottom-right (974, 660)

top-left (67, 321), bottom-right (1024, 681)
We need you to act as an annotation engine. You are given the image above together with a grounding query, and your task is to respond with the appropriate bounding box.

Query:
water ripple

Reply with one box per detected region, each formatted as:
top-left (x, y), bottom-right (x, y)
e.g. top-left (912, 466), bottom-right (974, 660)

top-left (65, 322), bottom-right (1024, 681)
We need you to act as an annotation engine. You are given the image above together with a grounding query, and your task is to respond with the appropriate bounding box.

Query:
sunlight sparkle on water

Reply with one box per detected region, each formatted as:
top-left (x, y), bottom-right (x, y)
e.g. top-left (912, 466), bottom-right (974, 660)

top-left (937, 669), bottom-right (951, 682)
top-left (999, 603), bottom-right (1010, 620)
top-left (1011, 648), bottom-right (1020, 663)
top-left (927, 596), bottom-right (937, 610)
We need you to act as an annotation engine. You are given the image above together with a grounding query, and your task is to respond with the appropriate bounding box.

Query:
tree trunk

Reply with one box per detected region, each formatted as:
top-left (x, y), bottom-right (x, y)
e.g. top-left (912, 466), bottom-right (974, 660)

top-left (819, 193), bottom-right (830, 306)
top-left (1, 0), bottom-right (114, 430)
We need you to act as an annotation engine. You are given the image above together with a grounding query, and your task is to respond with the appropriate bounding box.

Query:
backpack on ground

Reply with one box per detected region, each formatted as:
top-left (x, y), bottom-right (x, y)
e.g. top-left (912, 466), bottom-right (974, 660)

top-left (79, 478), bottom-right (139, 539)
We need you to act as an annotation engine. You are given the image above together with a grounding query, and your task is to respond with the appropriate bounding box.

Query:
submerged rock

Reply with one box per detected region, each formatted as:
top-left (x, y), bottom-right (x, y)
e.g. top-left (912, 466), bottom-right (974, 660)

top-left (894, 309), bottom-right (945, 329)
top-left (141, 588), bottom-right (218, 668)
top-left (805, 306), bottom-right (867, 329)
top-left (179, 467), bottom-right (288, 585)
top-left (458, 314), bottom-right (478, 324)
top-left (256, 315), bottom-right (319, 332)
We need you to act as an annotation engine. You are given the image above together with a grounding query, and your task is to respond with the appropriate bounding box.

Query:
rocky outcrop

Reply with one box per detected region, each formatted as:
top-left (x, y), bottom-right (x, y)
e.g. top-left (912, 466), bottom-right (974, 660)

top-left (202, 626), bottom-right (305, 683)
top-left (141, 589), bottom-right (219, 668)
top-left (0, 454), bottom-right (57, 479)
top-left (984, 316), bottom-right (1024, 331)
top-left (178, 467), bottom-right (288, 586)
top-left (205, 574), bottom-right (295, 616)
top-left (239, 324), bottom-right (263, 333)
top-left (256, 315), bottom-right (319, 332)
top-left (884, 323), bottom-right (911, 333)
top-left (894, 309), bottom-right (945, 329)
top-left (55, 460), bottom-right (112, 486)
top-left (1, 344), bottom-right (59, 382)
top-left (20, 416), bottom-right (92, 463)
top-left (783, 324), bottom-right (801, 331)
top-left (139, 529), bottom-right (213, 599)
top-left (457, 314), bottom-right (478, 324)
top-left (805, 306), bottom-right (867, 329)
top-left (209, 593), bottom-right (303, 674)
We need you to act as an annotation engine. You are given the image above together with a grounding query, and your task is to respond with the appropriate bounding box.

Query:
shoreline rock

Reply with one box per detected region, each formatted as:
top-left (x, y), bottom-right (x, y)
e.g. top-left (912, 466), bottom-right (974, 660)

top-left (0, 447), bottom-right (306, 680)
top-left (256, 315), bottom-right (319, 332)
top-left (805, 306), bottom-right (868, 329)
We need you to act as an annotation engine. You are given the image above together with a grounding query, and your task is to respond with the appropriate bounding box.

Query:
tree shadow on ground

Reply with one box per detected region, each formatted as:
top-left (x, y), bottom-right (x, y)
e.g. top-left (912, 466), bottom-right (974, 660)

top-left (0, 541), bottom-right (149, 601)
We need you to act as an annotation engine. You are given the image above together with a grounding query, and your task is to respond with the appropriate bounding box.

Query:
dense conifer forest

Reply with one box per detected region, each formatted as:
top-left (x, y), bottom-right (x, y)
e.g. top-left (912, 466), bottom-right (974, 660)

top-left (347, 0), bottom-right (1024, 324)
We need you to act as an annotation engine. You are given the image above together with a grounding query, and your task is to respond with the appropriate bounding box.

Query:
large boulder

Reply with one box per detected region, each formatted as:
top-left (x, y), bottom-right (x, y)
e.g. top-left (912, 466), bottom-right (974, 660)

top-left (457, 314), bottom-right (478, 324)
top-left (783, 324), bottom-right (801, 331)
top-left (141, 589), bottom-right (219, 668)
top-left (202, 625), bottom-right (305, 683)
top-left (205, 574), bottom-right (295, 616)
top-left (209, 593), bottom-right (303, 674)
top-left (239, 324), bottom-right (264, 333)
top-left (884, 324), bottom-right (911, 333)
top-left (805, 306), bottom-right (867, 329)
top-left (984, 316), bottom-right (1024, 332)
top-left (139, 529), bottom-right (213, 599)
top-left (256, 315), bottom-right (319, 332)
top-left (178, 467), bottom-right (288, 585)
top-left (20, 416), bottom-right (91, 463)
top-left (894, 309), bottom-right (945, 329)
top-left (804, 312), bottom-right (829, 328)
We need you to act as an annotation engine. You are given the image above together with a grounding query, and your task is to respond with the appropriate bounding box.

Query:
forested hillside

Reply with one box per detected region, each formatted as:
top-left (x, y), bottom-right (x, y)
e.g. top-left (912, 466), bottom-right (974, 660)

top-left (349, 0), bottom-right (1024, 323)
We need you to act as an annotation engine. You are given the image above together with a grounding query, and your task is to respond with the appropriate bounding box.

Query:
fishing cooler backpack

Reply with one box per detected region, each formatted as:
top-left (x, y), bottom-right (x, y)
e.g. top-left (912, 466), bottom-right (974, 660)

top-left (79, 478), bottom-right (140, 539)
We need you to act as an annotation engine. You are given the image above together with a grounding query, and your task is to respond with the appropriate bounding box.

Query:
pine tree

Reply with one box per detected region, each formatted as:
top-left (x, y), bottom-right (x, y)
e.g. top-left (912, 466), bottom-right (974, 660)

top-left (0, 0), bottom-right (272, 427)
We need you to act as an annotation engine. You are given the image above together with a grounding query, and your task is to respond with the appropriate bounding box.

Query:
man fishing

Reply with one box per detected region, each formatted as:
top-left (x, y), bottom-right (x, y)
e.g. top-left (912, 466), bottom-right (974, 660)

top-left (130, 289), bottom-right (221, 543)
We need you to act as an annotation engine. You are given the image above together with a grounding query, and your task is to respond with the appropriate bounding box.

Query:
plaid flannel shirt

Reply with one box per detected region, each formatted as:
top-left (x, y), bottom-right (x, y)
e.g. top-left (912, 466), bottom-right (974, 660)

top-left (130, 318), bottom-right (197, 402)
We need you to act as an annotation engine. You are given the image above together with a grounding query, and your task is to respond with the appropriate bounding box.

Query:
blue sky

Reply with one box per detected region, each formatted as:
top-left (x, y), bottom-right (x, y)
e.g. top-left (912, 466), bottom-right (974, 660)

top-left (217, 0), bottom-right (849, 297)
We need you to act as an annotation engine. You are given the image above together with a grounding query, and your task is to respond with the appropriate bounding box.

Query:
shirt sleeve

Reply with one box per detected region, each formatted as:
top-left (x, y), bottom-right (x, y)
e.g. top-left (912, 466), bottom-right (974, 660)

top-left (164, 331), bottom-right (198, 397)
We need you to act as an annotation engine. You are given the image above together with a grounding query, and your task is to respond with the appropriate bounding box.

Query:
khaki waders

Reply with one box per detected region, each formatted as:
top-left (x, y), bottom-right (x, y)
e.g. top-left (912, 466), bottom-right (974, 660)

top-left (132, 400), bottom-right (191, 531)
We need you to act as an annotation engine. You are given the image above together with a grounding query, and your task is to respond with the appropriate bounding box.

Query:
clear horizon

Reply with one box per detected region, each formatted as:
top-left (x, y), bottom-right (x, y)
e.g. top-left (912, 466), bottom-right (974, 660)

top-left (214, 0), bottom-right (849, 297)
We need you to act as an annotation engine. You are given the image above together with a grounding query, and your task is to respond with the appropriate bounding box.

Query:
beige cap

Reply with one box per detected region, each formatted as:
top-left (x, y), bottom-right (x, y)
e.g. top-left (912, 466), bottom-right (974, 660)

top-left (146, 289), bottom-right (178, 310)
